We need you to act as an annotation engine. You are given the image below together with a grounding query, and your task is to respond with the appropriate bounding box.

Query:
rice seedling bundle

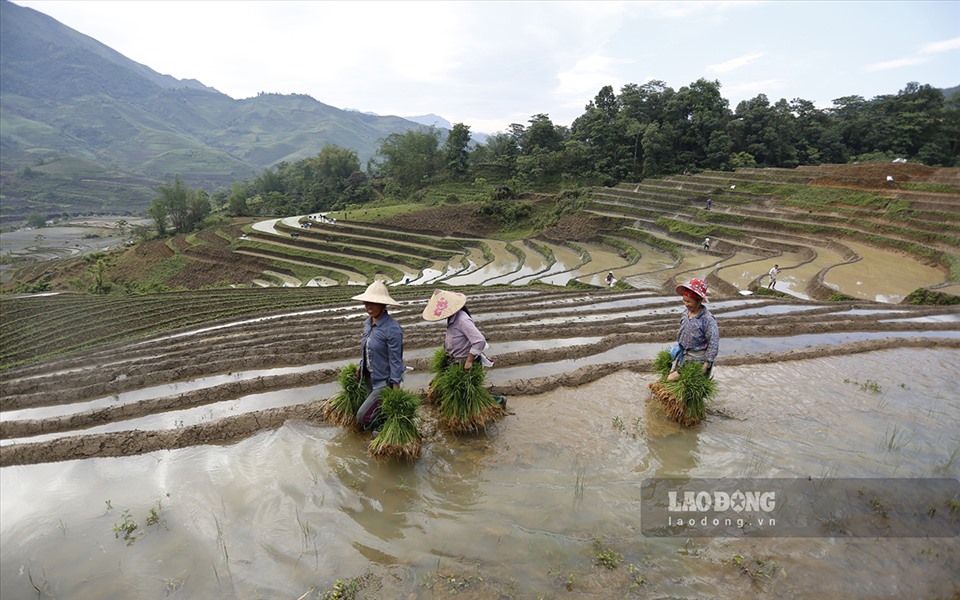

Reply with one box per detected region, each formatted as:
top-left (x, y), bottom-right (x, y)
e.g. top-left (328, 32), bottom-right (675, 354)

top-left (648, 351), bottom-right (717, 427)
top-left (431, 361), bottom-right (504, 433)
top-left (653, 349), bottom-right (674, 378)
top-left (425, 347), bottom-right (451, 404)
top-left (368, 387), bottom-right (422, 460)
top-left (322, 363), bottom-right (366, 429)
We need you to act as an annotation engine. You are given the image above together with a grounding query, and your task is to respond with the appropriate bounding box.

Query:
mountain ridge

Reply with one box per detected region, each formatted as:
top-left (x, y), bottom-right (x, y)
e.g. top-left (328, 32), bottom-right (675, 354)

top-left (0, 0), bottom-right (438, 221)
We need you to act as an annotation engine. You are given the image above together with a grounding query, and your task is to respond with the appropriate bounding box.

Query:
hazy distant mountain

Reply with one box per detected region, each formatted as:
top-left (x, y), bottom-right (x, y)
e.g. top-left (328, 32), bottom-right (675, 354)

top-left (0, 0), bottom-right (434, 220)
top-left (404, 114), bottom-right (453, 129)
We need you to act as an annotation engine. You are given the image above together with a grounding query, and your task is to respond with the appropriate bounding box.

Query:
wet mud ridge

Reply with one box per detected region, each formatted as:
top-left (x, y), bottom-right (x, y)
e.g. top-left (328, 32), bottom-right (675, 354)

top-left (2, 288), bottom-right (958, 466)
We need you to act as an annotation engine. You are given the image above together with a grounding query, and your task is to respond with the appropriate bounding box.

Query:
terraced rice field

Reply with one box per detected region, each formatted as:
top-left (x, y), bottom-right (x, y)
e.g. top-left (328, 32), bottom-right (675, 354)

top-left (1, 164), bottom-right (958, 598)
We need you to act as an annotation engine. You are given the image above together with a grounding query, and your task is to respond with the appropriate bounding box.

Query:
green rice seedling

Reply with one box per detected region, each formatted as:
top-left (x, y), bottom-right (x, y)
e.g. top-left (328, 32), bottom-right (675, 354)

top-left (430, 347), bottom-right (450, 374)
top-left (660, 362), bottom-right (716, 422)
top-left (425, 347), bottom-right (450, 404)
top-left (323, 363), bottom-right (366, 428)
top-left (653, 349), bottom-right (674, 378)
top-left (431, 362), bottom-right (504, 433)
top-left (649, 361), bottom-right (717, 426)
top-left (369, 387), bottom-right (422, 461)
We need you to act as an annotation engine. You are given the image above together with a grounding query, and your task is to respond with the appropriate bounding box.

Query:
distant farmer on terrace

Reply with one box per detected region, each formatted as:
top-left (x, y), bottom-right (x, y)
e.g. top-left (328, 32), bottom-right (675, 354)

top-left (667, 278), bottom-right (719, 381)
top-left (352, 280), bottom-right (406, 431)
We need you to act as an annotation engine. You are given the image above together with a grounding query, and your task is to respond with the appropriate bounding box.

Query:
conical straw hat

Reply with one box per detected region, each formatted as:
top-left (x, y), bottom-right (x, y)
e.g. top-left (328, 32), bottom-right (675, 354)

top-left (422, 289), bottom-right (466, 321)
top-left (351, 280), bottom-right (400, 305)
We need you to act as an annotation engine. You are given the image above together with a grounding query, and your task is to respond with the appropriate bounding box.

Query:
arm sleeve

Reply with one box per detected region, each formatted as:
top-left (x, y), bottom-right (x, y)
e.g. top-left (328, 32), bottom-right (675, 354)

top-left (705, 315), bottom-right (720, 363)
top-left (386, 324), bottom-right (405, 384)
top-left (459, 316), bottom-right (487, 356)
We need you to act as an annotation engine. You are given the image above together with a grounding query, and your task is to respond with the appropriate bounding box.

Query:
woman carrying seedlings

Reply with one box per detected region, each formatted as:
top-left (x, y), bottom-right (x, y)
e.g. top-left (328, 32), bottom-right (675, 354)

top-left (423, 289), bottom-right (493, 371)
top-left (667, 278), bottom-right (719, 381)
top-left (351, 280), bottom-right (406, 431)
top-left (423, 289), bottom-right (504, 431)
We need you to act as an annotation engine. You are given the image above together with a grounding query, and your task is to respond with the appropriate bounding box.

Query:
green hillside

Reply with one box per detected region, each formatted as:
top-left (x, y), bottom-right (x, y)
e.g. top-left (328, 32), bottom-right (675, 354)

top-left (0, 0), bottom-right (433, 222)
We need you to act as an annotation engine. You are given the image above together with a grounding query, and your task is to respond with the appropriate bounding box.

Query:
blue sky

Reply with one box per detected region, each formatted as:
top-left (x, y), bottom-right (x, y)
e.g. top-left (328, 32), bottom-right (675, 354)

top-left (15, 1), bottom-right (960, 134)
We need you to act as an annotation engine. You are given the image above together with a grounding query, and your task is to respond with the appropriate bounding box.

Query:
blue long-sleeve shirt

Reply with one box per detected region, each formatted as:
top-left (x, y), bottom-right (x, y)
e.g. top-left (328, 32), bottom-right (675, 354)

top-left (677, 306), bottom-right (719, 363)
top-left (359, 311), bottom-right (405, 389)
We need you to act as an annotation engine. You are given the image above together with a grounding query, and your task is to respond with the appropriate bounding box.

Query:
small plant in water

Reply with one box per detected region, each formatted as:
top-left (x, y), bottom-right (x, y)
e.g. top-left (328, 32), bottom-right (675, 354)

top-left (879, 424), bottom-right (916, 451)
top-left (723, 553), bottom-right (781, 581)
top-left (946, 498), bottom-right (960, 515)
top-left (628, 563), bottom-right (645, 590)
top-left (630, 416), bottom-right (645, 438)
top-left (113, 509), bottom-right (140, 544)
top-left (612, 415), bottom-right (625, 432)
top-left (592, 538), bottom-right (622, 569)
top-left (870, 496), bottom-right (889, 519)
top-left (146, 500), bottom-right (164, 528)
top-left (573, 458), bottom-right (586, 507)
top-left (320, 573), bottom-right (370, 600)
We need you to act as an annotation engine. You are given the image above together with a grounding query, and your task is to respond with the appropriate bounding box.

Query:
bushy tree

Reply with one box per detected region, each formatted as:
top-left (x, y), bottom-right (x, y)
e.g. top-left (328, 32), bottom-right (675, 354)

top-left (443, 123), bottom-right (472, 179)
top-left (150, 175), bottom-right (211, 235)
top-left (374, 128), bottom-right (442, 193)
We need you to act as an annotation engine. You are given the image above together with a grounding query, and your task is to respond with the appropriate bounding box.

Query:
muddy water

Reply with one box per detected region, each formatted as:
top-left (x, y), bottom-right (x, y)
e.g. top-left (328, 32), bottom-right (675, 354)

top-left (2, 349), bottom-right (956, 599)
top-left (517, 243), bottom-right (583, 285)
top-left (824, 241), bottom-right (945, 303)
top-left (403, 259), bottom-right (447, 285)
top-left (625, 252), bottom-right (718, 290)
top-left (556, 242), bottom-right (632, 286)
top-left (752, 244), bottom-right (848, 300)
top-left (502, 244), bottom-right (554, 285)
top-left (596, 247), bottom-right (676, 282)
top-left (717, 251), bottom-right (806, 291)
top-left (305, 276), bottom-right (339, 286)
top-left (444, 241), bottom-right (520, 286)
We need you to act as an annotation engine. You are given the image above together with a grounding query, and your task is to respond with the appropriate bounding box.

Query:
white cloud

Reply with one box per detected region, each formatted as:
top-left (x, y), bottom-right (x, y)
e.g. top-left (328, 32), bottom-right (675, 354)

top-left (866, 37), bottom-right (960, 73)
top-left (865, 56), bottom-right (930, 72)
top-left (918, 37), bottom-right (960, 55)
top-left (706, 53), bottom-right (764, 75)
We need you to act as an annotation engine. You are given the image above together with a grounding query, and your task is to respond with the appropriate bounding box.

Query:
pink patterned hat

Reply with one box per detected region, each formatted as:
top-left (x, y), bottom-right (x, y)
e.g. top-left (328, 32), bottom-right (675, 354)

top-left (422, 289), bottom-right (467, 321)
top-left (676, 278), bottom-right (708, 302)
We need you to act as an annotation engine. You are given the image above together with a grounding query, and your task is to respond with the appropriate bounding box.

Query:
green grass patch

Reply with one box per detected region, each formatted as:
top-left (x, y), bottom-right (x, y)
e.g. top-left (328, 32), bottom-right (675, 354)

top-left (655, 217), bottom-right (742, 240)
top-left (902, 288), bottom-right (960, 305)
top-left (899, 182), bottom-right (960, 194)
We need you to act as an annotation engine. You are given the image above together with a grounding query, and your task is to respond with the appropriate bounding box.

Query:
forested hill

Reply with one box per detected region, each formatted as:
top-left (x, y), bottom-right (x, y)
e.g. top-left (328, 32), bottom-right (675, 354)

top-left (0, 0), bottom-right (431, 220)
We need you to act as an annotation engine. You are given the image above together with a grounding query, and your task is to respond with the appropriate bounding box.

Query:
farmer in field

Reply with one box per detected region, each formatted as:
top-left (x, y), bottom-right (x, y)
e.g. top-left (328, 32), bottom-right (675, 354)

top-left (667, 278), bottom-right (719, 381)
top-left (423, 289), bottom-right (505, 426)
top-left (423, 289), bottom-right (494, 371)
top-left (768, 264), bottom-right (779, 289)
top-left (352, 280), bottom-right (406, 430)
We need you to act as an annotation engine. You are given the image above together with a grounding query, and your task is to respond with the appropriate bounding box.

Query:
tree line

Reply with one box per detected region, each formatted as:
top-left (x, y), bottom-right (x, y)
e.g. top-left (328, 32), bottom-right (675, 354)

top-left (162, 79), bottom-right (958, 221)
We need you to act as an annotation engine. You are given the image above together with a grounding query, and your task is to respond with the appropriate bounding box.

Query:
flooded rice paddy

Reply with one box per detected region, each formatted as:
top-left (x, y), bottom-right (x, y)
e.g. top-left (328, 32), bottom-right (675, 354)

top-left (2, 214), bottom-right (958, 598)
top-left (824, 241), bottom-right (946, 303)
top-left (2, 348), bottom-right (958, 599)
